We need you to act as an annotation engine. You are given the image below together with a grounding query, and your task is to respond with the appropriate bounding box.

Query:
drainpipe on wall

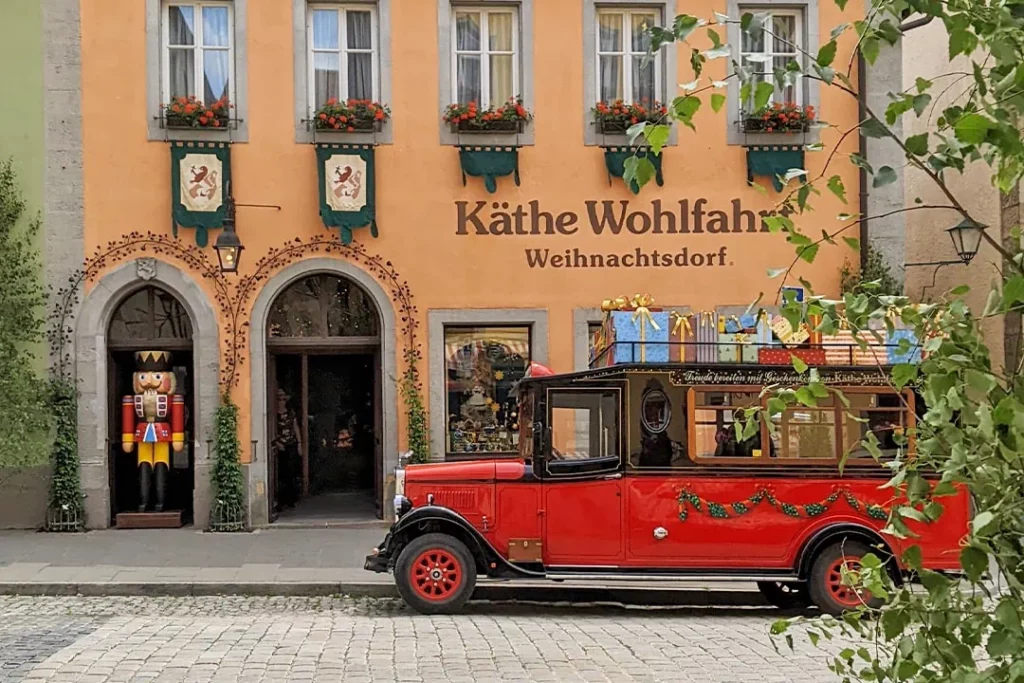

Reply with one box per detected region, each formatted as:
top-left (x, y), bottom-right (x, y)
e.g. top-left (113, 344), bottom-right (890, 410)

top-left (857, 50), bottom-right (869, 270)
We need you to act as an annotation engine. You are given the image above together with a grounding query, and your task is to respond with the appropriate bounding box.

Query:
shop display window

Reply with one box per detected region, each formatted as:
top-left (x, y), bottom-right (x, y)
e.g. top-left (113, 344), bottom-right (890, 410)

top-left (445, 326), bottom-right (530, 457)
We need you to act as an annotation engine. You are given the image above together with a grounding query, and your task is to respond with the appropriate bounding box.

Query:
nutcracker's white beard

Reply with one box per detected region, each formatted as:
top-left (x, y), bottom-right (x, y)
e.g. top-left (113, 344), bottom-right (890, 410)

top-left (141, 389), bottom-right (159, 421)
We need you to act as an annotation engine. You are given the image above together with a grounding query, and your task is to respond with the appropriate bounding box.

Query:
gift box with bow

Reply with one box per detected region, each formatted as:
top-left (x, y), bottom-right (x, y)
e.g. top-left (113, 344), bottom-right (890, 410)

top-left (668, 311), bottom-right (696, 362)
top-left (887, 328), bottom-right (921, 364)
top-left (599, 294), bottom-right (669, 364)
top-left (718, 333), bottom-right (759, 363)
top-left (821, 329), bottom-right (857, 365)
top-left (695, 311), bottom-right (719, 363)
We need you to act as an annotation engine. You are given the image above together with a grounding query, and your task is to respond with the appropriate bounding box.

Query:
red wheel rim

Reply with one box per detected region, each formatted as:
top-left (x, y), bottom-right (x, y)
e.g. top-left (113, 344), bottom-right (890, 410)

top-left (410, 549), bottom-right (463, 601)
top-left (826, 556), bottom-right (871, 608)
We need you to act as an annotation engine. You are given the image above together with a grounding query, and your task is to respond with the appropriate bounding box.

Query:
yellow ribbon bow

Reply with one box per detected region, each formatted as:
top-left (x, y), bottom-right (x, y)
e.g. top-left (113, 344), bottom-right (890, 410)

top-left (601, 296), bottom-right (630, 312)
top-left (629, 293), bottom-right (659, 362)
top-left (670, 312), bottom-right (694, 362)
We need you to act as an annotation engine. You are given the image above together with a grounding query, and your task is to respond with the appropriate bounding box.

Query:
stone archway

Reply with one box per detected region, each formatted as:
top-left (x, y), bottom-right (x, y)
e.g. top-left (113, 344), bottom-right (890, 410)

top-left (248, 258), bottom-right (399, 526)
top-left (75, 259), bottom-right (220, 529)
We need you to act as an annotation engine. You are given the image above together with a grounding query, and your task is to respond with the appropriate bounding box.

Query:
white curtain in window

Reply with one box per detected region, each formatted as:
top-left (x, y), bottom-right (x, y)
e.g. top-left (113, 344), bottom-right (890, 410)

top-left (168, 6), bottom-right (195, 99)
top-left (347, 11), bottom-right (373, 100)
top-left (488, 13), bottom-right (513, 104)
top-left (456, 13), bottom-right (482, 103)
top-left (312, 10), bottom-right (340, 105)
top-left (202, 6), bottom-right (230, 104)
top-left (630, 14), bottom-right (654, 103)
top-left (598, 14), bottom-right (622, 102)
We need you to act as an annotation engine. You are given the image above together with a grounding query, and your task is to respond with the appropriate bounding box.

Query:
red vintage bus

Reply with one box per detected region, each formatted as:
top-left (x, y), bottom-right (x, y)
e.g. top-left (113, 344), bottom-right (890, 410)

top-left (364, 358), bottom-right (968, 615)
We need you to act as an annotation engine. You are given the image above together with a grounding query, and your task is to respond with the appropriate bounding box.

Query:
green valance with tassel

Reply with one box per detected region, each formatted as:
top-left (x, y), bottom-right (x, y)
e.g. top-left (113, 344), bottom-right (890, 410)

top-left (316, 143), bottom-right (378, 244)
top-left (171, 141), bottom-right (231, 247)
top-left (603, 146), bottom-right (664, 194)
top-left (458, 146), bottom-right (519, 193)
top-left (745, 145), bottom-right (805, 192)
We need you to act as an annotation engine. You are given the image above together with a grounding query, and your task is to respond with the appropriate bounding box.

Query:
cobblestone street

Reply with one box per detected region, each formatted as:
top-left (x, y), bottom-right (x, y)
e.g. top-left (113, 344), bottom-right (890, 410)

top-left (0, 595), bottom-right (852, 683)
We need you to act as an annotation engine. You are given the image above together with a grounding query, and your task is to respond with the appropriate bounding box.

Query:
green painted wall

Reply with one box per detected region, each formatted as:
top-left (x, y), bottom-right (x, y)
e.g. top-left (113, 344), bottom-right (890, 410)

top-left (0, 1), bottom-right (44, 222)
top-left (0, 1), bottom-right (48, 529)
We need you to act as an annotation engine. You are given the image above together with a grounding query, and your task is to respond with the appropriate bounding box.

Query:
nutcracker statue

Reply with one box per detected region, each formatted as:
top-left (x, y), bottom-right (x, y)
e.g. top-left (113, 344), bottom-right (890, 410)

top-left (121, 351), bottom-right (185, 512)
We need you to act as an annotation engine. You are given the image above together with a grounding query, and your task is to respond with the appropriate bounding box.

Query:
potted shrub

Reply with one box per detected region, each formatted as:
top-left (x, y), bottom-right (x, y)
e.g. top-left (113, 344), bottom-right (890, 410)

top-left (314, 98), bottom-right (391, 132)
top-left (593, 100), bottom-right (668, 134)
top-left (744, 102), bottom-right (815, 133)
top-left (163, 95), bottom-right (231, 129)
top-left (443, 97), bottom-right (532, 133)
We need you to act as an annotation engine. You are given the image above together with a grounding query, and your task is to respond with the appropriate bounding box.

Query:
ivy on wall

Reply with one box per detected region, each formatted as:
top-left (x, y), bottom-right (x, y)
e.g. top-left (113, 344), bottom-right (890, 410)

top-left (211, 395), bottom-right (246, 531)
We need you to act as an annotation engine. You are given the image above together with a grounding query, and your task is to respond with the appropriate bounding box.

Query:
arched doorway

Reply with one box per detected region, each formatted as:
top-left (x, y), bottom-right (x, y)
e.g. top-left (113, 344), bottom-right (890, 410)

top-left (266, 273), bottom-right (383, 522)
top-left (106, 285), bottom-right (195, 525)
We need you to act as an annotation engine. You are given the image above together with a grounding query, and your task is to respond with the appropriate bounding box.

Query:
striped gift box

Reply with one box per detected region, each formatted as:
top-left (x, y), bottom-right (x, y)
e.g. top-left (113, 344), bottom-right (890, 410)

top-left (821, 330), bottom-right (856, 365)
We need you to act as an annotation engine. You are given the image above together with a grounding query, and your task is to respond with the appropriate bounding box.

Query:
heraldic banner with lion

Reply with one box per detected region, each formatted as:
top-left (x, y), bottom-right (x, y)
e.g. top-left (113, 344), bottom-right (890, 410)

top-left (170, 142), bottom-right (232, 247)
top-left (316, 143), bottom-right (378, 245)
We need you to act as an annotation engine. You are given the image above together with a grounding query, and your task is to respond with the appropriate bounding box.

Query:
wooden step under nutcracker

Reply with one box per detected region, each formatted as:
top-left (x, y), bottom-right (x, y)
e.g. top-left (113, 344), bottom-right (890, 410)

top-left (121, 350), bottom-right (184, 513)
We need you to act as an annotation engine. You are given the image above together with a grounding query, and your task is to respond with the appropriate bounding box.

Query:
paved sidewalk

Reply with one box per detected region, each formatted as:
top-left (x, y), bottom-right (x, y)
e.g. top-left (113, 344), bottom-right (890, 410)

top-left (0, 528), bottom-right (764, 604)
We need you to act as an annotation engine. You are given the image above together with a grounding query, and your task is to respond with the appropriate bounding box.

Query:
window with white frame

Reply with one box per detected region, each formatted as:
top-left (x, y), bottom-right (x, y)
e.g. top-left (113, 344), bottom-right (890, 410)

top-left (163, 2), bottom-right (234, 106)
top-left (308, 4), bottom-right (379, 108)
top-left (452, 7), bottom-right (519, 108)
top-left (739, 8), bottom-right (803, 109)
top-left (596, 8), bottom-right (661, 104)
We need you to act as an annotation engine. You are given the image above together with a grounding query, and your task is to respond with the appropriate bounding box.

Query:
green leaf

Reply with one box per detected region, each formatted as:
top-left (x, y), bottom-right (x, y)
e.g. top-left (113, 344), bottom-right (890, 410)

top-left (860, 118), bottom-right (889, 138)
top-left (770, 618), bottom-right (789, 635)
top-left (843, 237), bottom-right (860, 251)
top-left (817, 40), bottom-right (837, 67)
top-left (792, 355), bottom-right (809, 373)
top-left (704, 45), bottom-right (731, 60)
top-left (827, 175), bottom-right (847, 203)
top-left (891, 363), bottom-right (918, 388)
top-left (798, 242), bottom-right (820, 263)
top-left (912, 93), bottom-right (931, 116)
top-left (623, 156), bottom-right (656, 193)
top-left (767, 267), bottom-right (788, 278)
top-left (972, 510), bottom-right (996, 535)
top-left (949, 28), bottom-right (978, 59)
top-left (862, 36), bottom-right (880, 64)
top-left (902, 545), bottom-right (923, 571)
top-left (959, 546), bottom-right (988, 582)
top-left (754, 81), bottom-right (775, 110)
top-left (1003, 275), bottom-right (1024, 306)
top-left (954, 113), bottom-right (995, 145)
top-left (673, 95), bottom-right (702, 119)
top-left (873, 166), bottom-right (897, 188)
top-left (915, 76), bottom-right (932, 93)
top-left (950, 284), bottom-right (970, 295)
top-left (905, 133), bottom-right (928, 156)
top-left (644, 124), bottom-right (671, 154)
top-left (710, 93), bottom-right (726, 113)
top-left (626, 121), bottom-right (646, 143)
top-left (673, 14), bottom-right (701, 41)
top-left (706, 27), bottom-right (722, 47)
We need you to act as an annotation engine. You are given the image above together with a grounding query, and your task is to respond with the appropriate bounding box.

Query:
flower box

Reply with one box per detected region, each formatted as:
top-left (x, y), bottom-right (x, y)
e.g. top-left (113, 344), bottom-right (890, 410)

top-left (743, 117), bottom-right (810, 133)
top-left (162, 95), bottom-right (231, 129)
top-left (593, 100), bottom-right (668, 136)
top-left (313, 98), bottom-right (390, 132)
top-left (453, 118), bottom-right (522, 134)
top-left (743, 102), bottom-right (815, 134)
top-left (444, 97), bottom-right (532, 135)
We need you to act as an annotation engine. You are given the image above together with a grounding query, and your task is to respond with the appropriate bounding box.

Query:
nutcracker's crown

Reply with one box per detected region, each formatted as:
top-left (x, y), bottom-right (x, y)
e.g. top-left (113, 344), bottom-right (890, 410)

top-left (135, 350), bottom-right (172, 370)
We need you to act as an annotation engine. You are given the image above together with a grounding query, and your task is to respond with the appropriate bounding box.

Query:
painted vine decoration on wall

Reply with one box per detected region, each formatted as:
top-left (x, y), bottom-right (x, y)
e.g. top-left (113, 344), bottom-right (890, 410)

top-left (49, 231), bottom-right (233, 385)
top-left (229, 235), bottom-right (428, 462)
top-left (51, 232), bottom-right (429, 464)
top-left (676, 486), bottom-right (890, 523)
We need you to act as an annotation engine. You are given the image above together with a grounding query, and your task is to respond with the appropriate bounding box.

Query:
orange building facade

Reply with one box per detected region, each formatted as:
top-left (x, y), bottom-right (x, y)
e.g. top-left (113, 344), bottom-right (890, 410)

top-left (68, 0), bottom-right (875, 529)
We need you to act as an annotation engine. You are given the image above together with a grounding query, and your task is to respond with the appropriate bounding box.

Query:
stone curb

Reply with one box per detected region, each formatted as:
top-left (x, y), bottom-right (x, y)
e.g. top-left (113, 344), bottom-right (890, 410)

top-left (0, 581), bottom-right (767, 606)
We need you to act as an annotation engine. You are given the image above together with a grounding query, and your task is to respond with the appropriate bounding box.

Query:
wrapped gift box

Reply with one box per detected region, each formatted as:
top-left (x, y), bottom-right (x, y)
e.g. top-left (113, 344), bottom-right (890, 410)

top-left (668, 312), bottom-right (696, 362)
top-left (852, 336), bottom-right (888, 366)
top-left (695, 312), bottom-right (719, 363)
top-left (770, 315), bottom-right (810, 347)
top-left (821, 330), bottom-right (857, 365)
top-left (759, 347), bottom-right (827, 366)
top-left (887, 329), bottom-right (921, 364)
top-left (603, 309), bottom-right (670, 364)
top-left (718, 333), bottom-right (759, 363)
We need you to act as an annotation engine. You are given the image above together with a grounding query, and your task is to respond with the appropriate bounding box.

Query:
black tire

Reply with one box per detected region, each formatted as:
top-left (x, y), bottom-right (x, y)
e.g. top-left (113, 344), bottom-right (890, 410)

top-left (757, 581), bottom-right (811, 609)
top-left (394, 533), bottom-right (477, 614)
top-left (808, 540), bottom-right (885, 616)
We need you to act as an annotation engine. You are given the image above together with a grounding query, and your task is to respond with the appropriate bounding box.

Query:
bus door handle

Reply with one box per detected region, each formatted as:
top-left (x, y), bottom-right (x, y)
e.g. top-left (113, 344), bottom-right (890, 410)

top-left (601, 473), bottom-right (622, 480)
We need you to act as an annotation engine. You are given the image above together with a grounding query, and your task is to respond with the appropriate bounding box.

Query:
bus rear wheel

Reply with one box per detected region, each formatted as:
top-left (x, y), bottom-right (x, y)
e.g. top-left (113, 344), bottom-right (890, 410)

top-left (808, 540), bottom-right (884, 616)
top-left (757, 581), bottom-right (810, 609)
top-left (395, 533), bottom-right (477, 614)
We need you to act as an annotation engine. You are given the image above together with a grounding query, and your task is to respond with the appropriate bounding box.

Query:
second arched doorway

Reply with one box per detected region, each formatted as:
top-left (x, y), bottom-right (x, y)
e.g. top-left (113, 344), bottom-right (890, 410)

top-left (266, 273), bottom-right (383, 522)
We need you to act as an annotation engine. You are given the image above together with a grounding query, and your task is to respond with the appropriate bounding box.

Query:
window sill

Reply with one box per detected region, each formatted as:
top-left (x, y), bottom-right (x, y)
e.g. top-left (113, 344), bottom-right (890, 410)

top-left (440, 123), bottom-right (535, 147)
top-left (296, 123), bottom-right (393, 145)
top-left (728, 129), bottom-right (821, 148)
top-left (152, 127), bottom-right (246, 144)
top-left (585, 126), bottom-right (679, 148)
